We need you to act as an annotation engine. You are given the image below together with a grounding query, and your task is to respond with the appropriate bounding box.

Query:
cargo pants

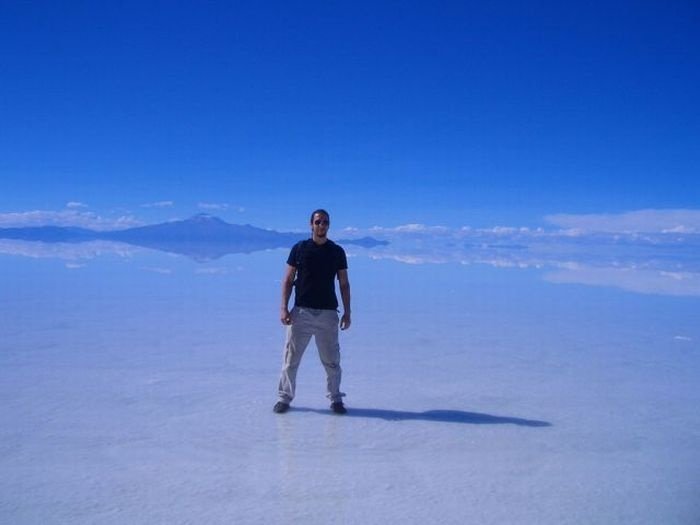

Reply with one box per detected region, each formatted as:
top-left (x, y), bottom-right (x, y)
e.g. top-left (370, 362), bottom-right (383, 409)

top-left (277, 306), bottom-right (345, 404)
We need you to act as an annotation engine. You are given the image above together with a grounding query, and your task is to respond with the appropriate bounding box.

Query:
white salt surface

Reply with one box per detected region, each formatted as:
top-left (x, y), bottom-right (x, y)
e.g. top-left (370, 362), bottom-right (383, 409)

top-left (1, 251), bottom-right (699, 524)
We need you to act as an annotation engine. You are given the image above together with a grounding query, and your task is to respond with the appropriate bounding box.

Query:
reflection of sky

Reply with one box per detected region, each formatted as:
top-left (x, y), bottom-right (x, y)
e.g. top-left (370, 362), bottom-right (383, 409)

top-left (3, 245), bottom-right (697, 340)
top-left (2, 247), bottom-right (697, 381)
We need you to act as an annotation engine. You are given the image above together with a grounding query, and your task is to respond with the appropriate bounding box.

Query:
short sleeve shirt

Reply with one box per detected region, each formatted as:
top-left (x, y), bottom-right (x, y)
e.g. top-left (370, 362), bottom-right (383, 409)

top-left (287, 239), bottom-right (348, 310)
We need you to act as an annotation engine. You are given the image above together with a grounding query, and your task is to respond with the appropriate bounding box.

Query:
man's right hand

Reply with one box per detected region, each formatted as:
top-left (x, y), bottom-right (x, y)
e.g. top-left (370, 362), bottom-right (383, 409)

top-left (280, 308), bottom-right (292, 325)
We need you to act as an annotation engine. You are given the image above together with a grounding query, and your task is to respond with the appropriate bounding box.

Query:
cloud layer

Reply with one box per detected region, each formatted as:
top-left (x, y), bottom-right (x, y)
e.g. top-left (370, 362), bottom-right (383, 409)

top-left (0, 210), bottom-right (140, 231)
top-left (545, 209), bottom-right (700, 234)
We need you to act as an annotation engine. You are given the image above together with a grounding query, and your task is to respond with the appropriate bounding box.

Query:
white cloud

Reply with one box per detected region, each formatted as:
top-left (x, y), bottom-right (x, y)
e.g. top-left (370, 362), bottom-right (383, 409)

top-left (66, 201), bottom-right (88, 209)
top-left (545, 209), bottom-right (700, 234)
top-left (673, 335), bottom-right (692, 342)
top-left (141, 201), bottom-right (174, 208)
top-left (198, 202), bottom-right (229, 211)
top-left (142, 267), bottom-right (173, 275)
top-left (0, 210), bottom-right (141, 231)
top-left (195, 267), bottom-right (230, 275)
top-left (369, 224), bottom-right (452, 235)
top-left (357, 223), bottom-right (547, 240)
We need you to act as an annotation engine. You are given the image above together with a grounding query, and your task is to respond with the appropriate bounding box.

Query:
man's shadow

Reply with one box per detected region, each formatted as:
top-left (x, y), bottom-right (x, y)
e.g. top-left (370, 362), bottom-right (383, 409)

top-left (293, 407), bottom-right (551, 427)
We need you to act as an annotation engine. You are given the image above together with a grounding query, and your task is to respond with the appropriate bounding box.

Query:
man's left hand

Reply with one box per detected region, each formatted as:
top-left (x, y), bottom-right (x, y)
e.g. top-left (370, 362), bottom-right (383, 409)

top-left (340, 313), bottom-right (351, 331)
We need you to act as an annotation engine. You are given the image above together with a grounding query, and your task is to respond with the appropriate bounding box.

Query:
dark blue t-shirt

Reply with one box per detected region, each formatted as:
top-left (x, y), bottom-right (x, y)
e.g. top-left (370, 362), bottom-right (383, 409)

top-left (288, 239), bottom-right (348, 310)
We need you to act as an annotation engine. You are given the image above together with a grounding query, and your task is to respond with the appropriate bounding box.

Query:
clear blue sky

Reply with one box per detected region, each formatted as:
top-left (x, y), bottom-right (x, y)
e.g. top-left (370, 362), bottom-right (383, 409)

top-left (1, 1), bottom-right (699, 229)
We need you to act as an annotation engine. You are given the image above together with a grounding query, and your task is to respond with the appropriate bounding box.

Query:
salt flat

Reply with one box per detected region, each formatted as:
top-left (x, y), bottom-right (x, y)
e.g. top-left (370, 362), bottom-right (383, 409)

top-left (1, 248), bottom-right (699, 524)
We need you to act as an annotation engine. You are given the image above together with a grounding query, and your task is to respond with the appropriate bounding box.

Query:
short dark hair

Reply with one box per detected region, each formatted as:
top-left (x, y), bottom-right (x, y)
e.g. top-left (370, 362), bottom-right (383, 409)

top-left (309, 209), bottom-right (330, 224)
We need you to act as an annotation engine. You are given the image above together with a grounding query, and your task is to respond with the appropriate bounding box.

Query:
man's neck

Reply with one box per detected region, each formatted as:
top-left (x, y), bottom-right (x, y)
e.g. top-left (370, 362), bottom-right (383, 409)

top-left (312, 234), bottom-right (328, 245)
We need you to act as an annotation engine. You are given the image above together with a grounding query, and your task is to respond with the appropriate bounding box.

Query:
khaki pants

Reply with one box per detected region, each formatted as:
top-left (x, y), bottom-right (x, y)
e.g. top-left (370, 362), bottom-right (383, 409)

top-left (277, 307), bottom-right (345, 403)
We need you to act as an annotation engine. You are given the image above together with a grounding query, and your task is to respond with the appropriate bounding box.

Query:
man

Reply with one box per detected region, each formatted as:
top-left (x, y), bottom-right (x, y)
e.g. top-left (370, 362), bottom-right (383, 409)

top-left (274, 209), bottom-right (352, 415)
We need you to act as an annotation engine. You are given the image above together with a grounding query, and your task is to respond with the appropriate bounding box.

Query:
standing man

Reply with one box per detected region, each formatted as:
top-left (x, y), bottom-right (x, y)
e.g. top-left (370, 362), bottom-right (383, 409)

top-left (274, 209), bottom-right (352, 415)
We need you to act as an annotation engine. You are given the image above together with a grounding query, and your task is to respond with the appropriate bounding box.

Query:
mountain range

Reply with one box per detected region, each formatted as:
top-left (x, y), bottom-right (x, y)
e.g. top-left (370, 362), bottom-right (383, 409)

top-left (0, 214), bottom-right (388, 261)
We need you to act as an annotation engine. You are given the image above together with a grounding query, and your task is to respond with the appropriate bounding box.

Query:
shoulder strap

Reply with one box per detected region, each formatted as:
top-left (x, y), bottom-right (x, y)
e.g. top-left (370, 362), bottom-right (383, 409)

top-left (292, 240), bottom-right (308, 287)
top-left (295, 239), bottom-right (308, 268)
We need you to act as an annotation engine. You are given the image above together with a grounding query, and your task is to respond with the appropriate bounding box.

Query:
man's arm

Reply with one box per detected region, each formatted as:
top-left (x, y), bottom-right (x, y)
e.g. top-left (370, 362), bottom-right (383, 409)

top-left (337, 268), bottom-right (351, 330)
top-left (280, 264), bottom-right (296, 325)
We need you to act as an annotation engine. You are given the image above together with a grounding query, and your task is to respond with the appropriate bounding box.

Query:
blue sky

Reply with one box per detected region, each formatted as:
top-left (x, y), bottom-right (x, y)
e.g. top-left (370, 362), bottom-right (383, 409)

top-left (1, 1), bottom-right (699, 230)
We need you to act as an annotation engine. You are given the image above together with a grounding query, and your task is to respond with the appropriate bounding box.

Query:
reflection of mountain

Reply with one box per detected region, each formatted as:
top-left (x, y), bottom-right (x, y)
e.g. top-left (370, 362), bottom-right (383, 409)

top-left (0, 214), bottom-right (389, 261)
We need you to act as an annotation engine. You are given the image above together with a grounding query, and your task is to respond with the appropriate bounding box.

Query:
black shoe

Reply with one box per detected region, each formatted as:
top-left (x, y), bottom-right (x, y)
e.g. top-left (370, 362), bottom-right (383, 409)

top-left (273, 401), bottom-right (290, 414)
top-left (330, 402), bottom-right (347, 415)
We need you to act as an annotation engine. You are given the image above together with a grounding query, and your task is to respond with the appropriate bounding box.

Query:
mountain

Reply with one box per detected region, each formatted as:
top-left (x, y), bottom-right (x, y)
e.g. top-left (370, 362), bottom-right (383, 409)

top-left (0, 215), bottom-right (388, 261)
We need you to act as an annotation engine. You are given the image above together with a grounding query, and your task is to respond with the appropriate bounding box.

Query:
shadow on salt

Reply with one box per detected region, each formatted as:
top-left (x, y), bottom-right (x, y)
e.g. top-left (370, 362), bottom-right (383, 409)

top-left (291, 406), bottom-right (551, 427)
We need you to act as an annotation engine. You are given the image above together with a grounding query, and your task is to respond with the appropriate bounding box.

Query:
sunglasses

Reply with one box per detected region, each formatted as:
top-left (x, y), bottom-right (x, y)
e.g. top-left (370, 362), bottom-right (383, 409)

top-left (314, 220), bottom-right (329, 225)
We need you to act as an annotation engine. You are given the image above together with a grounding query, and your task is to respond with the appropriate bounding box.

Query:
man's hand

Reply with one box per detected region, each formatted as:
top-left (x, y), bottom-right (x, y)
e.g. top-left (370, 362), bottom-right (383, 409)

top-left (340, 312), bottom-right (351, 331)
top-left (281, 307), bottom-right (292, 325)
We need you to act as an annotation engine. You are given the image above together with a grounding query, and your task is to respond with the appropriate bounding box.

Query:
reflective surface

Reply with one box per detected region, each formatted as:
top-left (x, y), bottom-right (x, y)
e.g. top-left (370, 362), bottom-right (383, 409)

top-left (1, 244), bottom-right (699, 524)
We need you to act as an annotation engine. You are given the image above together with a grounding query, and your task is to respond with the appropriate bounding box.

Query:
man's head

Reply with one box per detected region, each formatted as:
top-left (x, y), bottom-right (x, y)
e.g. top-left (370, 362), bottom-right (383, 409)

top-left (310, 209), bottom-right (330, 240)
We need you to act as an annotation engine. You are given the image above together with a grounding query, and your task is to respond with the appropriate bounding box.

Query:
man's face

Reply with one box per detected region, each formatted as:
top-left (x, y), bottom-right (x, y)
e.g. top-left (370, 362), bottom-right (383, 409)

top-left (311, 213), bottom-right (330, 238)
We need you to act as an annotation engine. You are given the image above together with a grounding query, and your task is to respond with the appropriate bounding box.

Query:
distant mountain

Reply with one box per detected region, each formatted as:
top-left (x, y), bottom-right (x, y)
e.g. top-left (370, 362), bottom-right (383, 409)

top-left (0, 214), bottom-right (388, 261)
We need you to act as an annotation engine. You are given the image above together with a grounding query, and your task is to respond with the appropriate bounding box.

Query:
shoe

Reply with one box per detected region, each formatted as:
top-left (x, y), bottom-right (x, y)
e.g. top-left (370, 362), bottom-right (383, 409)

top-left (330, 401), bottom-right (347, 415)
top-left (273, 401), bottom-right (290, 414)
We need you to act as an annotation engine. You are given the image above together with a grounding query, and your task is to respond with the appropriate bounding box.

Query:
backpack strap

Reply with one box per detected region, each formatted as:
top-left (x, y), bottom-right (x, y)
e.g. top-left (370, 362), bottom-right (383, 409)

top-left (292, 240), bottom-right (308, 287)
top-left (295, 239), bottom-right (308, 269)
